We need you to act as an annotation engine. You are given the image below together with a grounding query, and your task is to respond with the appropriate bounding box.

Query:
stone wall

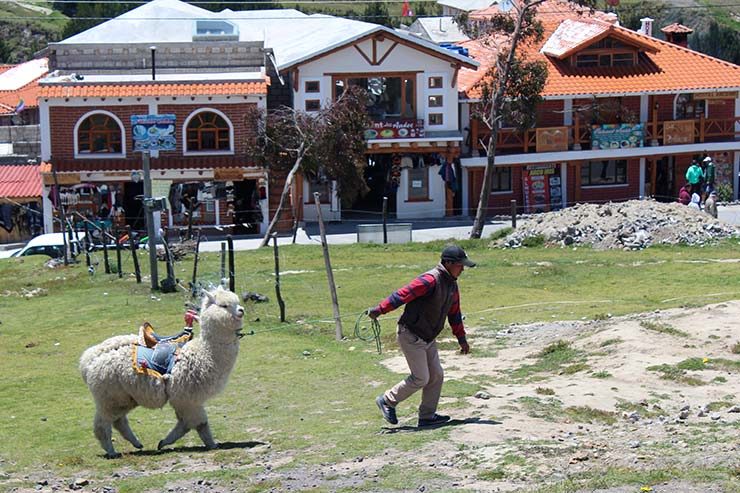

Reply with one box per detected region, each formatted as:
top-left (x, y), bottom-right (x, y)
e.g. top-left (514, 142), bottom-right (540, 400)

top-left (49, 42), bottom-right (265, 74)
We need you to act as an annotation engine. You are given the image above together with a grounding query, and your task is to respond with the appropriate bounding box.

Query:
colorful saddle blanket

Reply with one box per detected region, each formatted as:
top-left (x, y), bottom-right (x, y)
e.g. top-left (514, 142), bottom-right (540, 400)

top-left (132, 323), bottom-right (194, 379)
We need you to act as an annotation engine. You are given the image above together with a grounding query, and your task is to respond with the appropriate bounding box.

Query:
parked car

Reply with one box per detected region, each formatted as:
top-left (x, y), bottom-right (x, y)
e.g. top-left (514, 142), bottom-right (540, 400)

top-left (9, 233), bottom-right (81, 259)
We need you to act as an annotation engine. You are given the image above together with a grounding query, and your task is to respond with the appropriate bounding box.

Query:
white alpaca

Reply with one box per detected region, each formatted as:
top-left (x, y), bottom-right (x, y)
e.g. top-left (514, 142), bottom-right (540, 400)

top-left (80, 286), bottom-right (244, 458)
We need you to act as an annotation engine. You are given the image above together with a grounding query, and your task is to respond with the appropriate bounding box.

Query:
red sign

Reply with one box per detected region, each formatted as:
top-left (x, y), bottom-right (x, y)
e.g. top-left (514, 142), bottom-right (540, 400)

top-left (365, 120), bottom-right (425, 140)
top-left (522, 165), bottom-right (562, 213)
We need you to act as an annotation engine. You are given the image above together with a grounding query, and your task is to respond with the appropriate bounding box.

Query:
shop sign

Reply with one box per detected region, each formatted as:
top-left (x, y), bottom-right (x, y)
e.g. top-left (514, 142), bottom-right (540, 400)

top-left (364, 119), bottom-right (425, 140)
top-left (42, 173), bottom-right (80, 186)
top-left (591, 123), bottom-right (644, 150)
top-left (151, 179), bottom-right (173, 198)
top-left (694, 91), bottom-right (737, 100)
top-left (131, 114), bottom-right (176, 152)
top-left (214, 167), bottom-right (245, 181)
top-left (663, 120), bottom-right (695, 145)
top-left (522, 164), bottom-right (562, 213)
top-left (535, 126), bottom-right (569, 153)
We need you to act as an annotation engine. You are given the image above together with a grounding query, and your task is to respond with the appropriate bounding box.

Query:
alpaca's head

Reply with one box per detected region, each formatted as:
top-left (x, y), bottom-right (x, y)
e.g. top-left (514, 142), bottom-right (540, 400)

top-left (199, 286), bottom-right (245, 343)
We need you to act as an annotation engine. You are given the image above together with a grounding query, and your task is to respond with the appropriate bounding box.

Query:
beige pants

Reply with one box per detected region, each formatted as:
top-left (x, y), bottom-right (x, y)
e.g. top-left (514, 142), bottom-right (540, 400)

top-left (384, 325), bottom-right (444, 420)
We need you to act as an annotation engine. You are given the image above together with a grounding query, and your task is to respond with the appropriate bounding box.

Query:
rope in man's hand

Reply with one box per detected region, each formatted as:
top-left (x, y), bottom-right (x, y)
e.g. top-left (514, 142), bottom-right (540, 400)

top-left (355, 311), bottom-right (382, 354)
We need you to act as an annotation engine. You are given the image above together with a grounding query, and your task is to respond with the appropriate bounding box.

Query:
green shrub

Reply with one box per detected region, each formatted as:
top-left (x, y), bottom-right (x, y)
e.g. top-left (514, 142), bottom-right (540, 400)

top-left (521, 235), bottom-right (545, 247)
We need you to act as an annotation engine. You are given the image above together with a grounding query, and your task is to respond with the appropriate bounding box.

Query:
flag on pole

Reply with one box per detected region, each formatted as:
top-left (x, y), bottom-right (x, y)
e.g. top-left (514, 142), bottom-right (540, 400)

top-left (13, 99), bottom-right (25, 114)
top-left (402, 0), bottom-right (413, 17)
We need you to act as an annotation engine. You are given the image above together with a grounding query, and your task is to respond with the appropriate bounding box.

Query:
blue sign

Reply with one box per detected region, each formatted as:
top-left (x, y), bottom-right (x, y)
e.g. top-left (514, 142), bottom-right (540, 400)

top-left (591, 123), bottom-right (644, 150)
top-left (131, 114), bottom-right (176, 152)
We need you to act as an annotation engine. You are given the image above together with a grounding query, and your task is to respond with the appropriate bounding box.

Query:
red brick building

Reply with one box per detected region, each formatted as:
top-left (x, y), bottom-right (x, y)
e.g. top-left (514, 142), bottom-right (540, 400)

top-left (37, 0), bottom-right (270, 236)
top-left (458, 0), bottom-right (740, 216)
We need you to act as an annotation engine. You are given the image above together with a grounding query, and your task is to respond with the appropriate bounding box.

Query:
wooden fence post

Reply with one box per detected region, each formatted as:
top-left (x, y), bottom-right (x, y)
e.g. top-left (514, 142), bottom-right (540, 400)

top-left (227, 235), bottom-right (235, 293)
top-left (314, 192), bottom-right (343, 340)
top-left (128, 227), bottom-right (141, 284)
top-left (272, 234), bottom-right (286, 322)
top-left (115, 229), bottom-right (122, 279)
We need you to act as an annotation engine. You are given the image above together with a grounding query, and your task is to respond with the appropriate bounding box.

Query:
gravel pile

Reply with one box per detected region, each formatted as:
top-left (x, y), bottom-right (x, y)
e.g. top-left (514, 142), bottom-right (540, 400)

top-left (497, 200), bottom-right (739, 250)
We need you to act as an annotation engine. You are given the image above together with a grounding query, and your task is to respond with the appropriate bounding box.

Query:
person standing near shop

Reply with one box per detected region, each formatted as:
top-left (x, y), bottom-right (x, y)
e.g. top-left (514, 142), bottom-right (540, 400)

top-left (704, 190), bottom-right (718, 218)
top-left (703, 155), bottom-right (716, 200)
top-left (368, 245), bottom-right (474, 427)
top-left (685, 158), bottom-right (704, 198)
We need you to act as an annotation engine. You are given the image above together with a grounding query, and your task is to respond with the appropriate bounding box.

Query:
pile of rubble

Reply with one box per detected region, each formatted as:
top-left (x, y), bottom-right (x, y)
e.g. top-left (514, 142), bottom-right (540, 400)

top-left (497, 200), bottom-right (738, 250)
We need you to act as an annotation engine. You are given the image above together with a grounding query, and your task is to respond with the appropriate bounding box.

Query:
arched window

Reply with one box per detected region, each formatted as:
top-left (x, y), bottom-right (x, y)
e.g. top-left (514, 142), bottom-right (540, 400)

top-left (186, 111), bottom-right (232, 152)
top-left (77, 113), bottom-right (123, 154)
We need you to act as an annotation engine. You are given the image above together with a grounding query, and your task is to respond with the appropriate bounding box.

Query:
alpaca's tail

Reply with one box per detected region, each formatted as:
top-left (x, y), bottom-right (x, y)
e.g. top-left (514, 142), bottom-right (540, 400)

top-left (79, 334), bottom-right (138, 384)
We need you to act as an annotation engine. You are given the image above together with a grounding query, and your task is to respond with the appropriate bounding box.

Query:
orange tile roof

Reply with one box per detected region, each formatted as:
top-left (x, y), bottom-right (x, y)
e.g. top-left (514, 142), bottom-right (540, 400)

top-left (661, 23), bottom-right (693, 34)
top-left (0, 164), bottom-right (43, 199)
top-left (0, 61), bottom-right (48, 114)
top-left (459, 0), bottom-right (740, 99)
top-left (39, 78), bottom-right (269, 99)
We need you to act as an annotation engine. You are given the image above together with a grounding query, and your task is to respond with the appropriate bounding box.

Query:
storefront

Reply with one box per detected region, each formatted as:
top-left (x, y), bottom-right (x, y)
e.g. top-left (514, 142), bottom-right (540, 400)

top-left (41, 167), bottom-right (269, 237)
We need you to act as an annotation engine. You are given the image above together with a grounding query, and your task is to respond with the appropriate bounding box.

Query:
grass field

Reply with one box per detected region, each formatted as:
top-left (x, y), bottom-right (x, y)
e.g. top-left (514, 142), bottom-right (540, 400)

top-left (1, 238), bottom-right (740, 491)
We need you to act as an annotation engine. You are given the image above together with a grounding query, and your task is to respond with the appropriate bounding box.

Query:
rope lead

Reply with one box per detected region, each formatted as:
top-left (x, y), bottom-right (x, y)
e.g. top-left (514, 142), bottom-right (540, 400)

top-left (354, 312), bottom-right (382, 354)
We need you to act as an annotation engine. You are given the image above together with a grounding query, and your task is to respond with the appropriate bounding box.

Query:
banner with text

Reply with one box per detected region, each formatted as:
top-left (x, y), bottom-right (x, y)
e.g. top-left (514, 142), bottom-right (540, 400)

top-left (365, 119), bottom-right (425, 140)
top-left (591, 123), bottom-right (644, 150)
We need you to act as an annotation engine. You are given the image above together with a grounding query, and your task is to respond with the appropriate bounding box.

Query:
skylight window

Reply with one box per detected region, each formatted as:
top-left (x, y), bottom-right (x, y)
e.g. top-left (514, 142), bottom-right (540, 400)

top-left (193, 20), bottom-right (238, 41)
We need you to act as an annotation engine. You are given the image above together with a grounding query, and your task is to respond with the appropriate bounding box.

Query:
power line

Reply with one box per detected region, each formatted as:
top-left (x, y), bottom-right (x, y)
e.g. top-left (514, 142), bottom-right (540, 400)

top-left (7, 0), bottom-right (740, 5)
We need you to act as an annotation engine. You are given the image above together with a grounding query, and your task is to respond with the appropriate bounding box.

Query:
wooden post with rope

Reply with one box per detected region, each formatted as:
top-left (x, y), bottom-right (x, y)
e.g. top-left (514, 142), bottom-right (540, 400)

top-left (314, 192), bottom-right (342, 340)
top-left (272, 234), bottom-right (286, 322)
top-left (220, 242), bottom-right (226, 287)
top-left (227, 235), bottom-right (235, 293)
top-left (115, 229), bottom-right (122, 279)
top-left (128, 226), bottom-right (141, 283)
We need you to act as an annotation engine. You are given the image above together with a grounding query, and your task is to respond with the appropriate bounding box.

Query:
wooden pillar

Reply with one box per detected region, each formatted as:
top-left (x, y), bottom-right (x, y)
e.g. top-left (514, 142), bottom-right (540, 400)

top-left (652, 107), bottom-right (659, 145)
top-left (573, 162), bottom-right (581, 202)
top-left (573, 116), bottom-right (581, 150)
top-left (650, 158), bottom-right (658, 197)
top-left (699, 113), bottom-right (705, 142)
top-left (470, 117), bottom-right (479, 155)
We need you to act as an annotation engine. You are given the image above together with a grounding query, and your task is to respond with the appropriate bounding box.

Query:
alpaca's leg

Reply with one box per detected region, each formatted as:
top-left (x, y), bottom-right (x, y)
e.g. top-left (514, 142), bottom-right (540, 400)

top-left (164, 405), bottom-right (217, 450)
top-left (157, 418), bottom-right (189, 450)
top-left (93, 411), bottom-right (120, 459)
top-left (113, 415), bottom-right (143, 449)
top-left (188, 406), bottom-right (217, 450)
top-left (196, 420), bottom-right (217, 450)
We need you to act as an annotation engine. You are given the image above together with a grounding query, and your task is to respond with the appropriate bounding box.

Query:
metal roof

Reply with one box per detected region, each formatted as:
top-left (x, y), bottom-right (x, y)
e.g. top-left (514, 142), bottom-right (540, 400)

top-left (0, 164), bottom-right (43, 199)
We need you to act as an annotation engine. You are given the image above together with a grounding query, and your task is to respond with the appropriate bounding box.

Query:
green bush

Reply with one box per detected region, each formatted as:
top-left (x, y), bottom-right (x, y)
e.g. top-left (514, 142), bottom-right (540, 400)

top-left (716, 183), bottom-right (733, 203)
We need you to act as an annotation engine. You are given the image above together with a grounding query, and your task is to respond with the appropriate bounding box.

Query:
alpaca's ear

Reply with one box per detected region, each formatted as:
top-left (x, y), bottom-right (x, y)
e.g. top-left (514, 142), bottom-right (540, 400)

top-left (202, 289), bottom-right (216, 305)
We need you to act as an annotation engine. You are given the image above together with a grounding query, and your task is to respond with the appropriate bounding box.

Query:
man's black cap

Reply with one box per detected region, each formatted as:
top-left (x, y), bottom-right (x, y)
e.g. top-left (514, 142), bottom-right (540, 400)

top-left (441, 244), bottom-right (476, 267)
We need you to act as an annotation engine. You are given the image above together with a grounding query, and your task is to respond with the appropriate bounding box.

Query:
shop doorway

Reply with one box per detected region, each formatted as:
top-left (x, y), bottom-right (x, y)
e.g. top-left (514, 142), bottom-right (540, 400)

top-left (348, 154), bottom-right (397, 218)
top-left (653, 157), bottom-right (674, 202)
top-left (232, 179), bottom-right (261, 235)
top-left (122, 181), bottom-right (145, 231)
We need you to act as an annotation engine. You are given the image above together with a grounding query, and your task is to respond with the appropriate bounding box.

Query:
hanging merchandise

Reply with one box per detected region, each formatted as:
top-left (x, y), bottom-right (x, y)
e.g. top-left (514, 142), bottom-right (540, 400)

top-left (438, 159), bottom-right (457, 192)
top-left (388, 155), bottom-right (402, 192)
top-left (0, 204), bottom-right (13, 232)
top-left (400, 156), bottom-right (414, 169)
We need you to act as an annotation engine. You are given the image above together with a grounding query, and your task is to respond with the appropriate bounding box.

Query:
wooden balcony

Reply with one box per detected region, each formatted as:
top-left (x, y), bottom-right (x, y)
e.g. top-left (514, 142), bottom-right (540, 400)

top-left (468, 113), bottom-right (740, 156)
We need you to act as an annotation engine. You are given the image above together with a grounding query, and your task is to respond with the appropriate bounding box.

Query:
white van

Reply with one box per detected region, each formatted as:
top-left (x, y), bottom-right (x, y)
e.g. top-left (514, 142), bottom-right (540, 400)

top-left (10, 233), bottom-right (81, 259)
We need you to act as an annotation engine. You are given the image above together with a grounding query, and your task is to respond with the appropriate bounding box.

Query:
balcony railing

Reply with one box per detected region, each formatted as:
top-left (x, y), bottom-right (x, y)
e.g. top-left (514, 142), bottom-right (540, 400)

top-left (469, 113), bottom-right (740, 155)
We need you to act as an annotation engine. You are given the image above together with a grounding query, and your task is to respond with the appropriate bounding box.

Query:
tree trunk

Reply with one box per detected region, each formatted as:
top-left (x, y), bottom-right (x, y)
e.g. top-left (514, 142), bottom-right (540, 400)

top-left (470, 0), bottom-right (539, 239)
top-left (470, 124), bottom-right (502, 239)
top-left (259, 144), bottom-right (305, 248)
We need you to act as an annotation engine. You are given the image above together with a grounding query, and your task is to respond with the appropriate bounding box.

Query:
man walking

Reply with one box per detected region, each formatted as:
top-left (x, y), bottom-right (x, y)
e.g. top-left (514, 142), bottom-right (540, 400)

top-left (368, 244), bottom-right (474, 427)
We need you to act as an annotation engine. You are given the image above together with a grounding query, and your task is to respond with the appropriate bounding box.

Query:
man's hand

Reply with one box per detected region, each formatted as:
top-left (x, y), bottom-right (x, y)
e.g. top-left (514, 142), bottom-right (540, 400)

top-left (367, 307), bottom-right (381, 320)
top-left (459, 341), bottom-right (470, 354)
